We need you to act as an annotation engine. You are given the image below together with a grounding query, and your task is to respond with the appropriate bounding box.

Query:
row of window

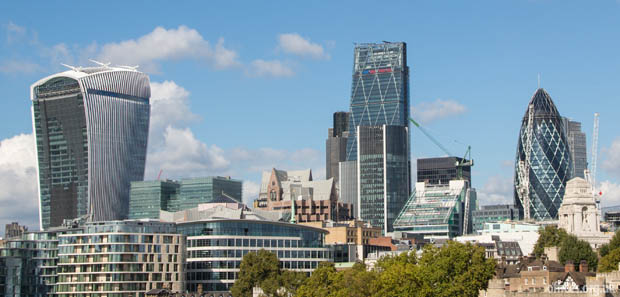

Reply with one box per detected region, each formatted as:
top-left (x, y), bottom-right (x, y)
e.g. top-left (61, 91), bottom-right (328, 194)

top-left (189, 249), bottom-right (330, 260)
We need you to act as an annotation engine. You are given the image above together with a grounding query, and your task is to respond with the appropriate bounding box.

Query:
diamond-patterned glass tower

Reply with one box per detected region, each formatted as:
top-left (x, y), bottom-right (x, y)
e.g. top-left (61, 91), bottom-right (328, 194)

top-left (344, 42), bottom-right (410, 233)
top-left (345, 42), bottom-right (409, 161)
top-left (514, 88), bottom-right (573, 220)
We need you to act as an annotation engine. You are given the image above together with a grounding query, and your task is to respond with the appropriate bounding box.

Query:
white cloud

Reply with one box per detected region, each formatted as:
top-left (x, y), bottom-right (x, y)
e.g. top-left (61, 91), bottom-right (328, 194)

top-left (0, 60), bottom-right (43, 74)
top-left (248, 59), bottom-right (294, 77)
top-left (412, 99), bottom-right (467, 123)
top-left (5, 21), bottom-right (26, 44)
top-left (278, 33), bottom-right (329, 59)
top-left (599, 180), bottom-right (620, 207)
top-left (476, 175), bottom-right (514, 206)
top-left (243, 181), bottom-right (260, 205)
top-left (0, 133), bottom-right (39, 233)
top-left (96, 26), bottom-right (240, 72)
top-left (146, 126), bottom-right (230, 179)
top-left (149, 81), bottom-right (199, 147)
top-left (602, 137), bottom-right (620, 178)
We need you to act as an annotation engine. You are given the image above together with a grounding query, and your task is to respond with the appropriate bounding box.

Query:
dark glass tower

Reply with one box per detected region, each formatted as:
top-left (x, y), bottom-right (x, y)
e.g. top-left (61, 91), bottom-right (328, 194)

top-left (344, 42), bottom-right (410, 233)
top-left (326, 112), bottom-right (349, 182)
top-left (514, 88), bottom-right (573, 220)
top-left (32, 66), bottom-right (151, 229)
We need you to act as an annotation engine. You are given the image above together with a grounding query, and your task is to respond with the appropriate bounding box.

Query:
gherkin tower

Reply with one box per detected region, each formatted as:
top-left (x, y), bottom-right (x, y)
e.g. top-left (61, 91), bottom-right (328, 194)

top-left (514, 88), bottom-right (573, 220)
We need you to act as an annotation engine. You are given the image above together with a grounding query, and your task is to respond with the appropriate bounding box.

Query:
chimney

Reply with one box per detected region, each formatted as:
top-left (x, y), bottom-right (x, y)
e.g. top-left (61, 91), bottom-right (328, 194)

top-left (565, 261), bottom-right (575, 273)
top-left (579, 260), bottom-right (588, 273)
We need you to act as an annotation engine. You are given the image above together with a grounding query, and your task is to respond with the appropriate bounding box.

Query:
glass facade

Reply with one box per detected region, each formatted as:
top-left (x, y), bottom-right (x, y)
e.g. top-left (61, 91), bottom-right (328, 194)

top-left (0, 228), bottom-right (80, 297)
top-left (177, 220), bottom-right (330, 293)
top-left (394, 181), bottom-right (475, 239)
top-left (472, 204), bottom-right (519, 234)
top-left (326, 112), bottom-right (349, 183)
top-left (417, 157), bottom-right (471, 186)
top-left (32, 68), bottom-right (151, 229)
top-left (357, 125), bottom-right (409, 233)
top-left (514, 88), bottom-right (573, 220)
top-left (128, 177), bottom-right (242, 220)
top-left (55, 221), bottom-right (184, 297)
top-left (345, 42), bottom-right (409, 161)
top-left (562, 118), bottom-right (587, 179)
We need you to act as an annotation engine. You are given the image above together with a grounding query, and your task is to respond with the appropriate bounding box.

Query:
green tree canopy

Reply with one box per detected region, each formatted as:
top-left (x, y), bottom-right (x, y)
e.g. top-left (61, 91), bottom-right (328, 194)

top-left (533, 225), bottom-right (569, 257)
top-left (230, 249), bottom-right (282, 297)
top-left (599, 230), bottom-right (620, 257)
top-left (558, 235), bottom-right (598, 271)
top-left (599, 248), bottom-right (620, 272)
top-left (296, 262), bottom-right (338, 297)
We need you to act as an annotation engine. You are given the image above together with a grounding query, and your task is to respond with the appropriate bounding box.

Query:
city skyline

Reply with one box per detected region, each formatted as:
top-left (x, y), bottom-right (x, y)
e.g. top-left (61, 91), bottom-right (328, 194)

top-left (1, 1), bottom-right (620, 233)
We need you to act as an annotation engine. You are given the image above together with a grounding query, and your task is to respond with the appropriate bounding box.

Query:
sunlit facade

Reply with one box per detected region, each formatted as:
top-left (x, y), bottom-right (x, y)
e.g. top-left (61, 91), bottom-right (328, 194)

top-left (514, 88), bottom-right (573, 220)
top-left (31, 66), bottom-right (150, 229)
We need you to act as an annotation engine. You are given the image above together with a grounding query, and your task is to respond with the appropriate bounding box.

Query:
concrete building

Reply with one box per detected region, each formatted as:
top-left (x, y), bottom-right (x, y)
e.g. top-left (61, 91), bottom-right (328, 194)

top-left (129, 176), bottom-right (242, 220)
top-left (161, 202), bottom-right (331, 293)
top-left (457, 230), bottom-right (540, 256)
top-left (326, 111), bottom-right (349, 184)
top-left (475, 235), bottom-right (523, 265)
top-left (4, 222), bottom-right (28, 239)
top-left (417, 157), bottom-right (472, 186)
top-left (253, 168), bottom-right (352, 222)
top-left (558, 177), bottom-right (612, 249)
top-left (394, 180), bottom-right (476, 239)
top-left (31, 65), bottom-right (151, 229)
top-left (55, 221), bottom-right (185, 296)
top-left (472, 205), bottom-right (520, 234)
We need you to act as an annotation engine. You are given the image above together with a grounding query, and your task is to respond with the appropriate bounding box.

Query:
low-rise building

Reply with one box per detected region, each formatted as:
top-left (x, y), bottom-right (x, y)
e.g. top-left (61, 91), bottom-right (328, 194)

top-left (472, 205), bottom-right (520, 234)
top-left (393, 180), bottom-right (476, 239)
top-left (129, 176), bottom-right (243, 220)
top-left (253, 168), bottom-right (353, 222)
top-left (4, 222), bottom-right (28, 239)
top-left (161, 201), bottom-right (332, 294)
top-left (55, 220), bottom-right (185, 296)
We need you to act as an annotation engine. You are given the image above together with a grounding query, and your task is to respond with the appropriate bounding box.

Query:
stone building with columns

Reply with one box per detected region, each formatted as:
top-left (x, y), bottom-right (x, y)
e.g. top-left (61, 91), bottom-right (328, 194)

top-left (558, 177), bottom-right (611, 249)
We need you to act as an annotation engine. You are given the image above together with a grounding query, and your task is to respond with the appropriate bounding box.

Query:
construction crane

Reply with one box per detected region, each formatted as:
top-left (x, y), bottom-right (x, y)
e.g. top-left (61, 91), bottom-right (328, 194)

top-left (591, 113), bottom-right (599, 191)
top-left (409, 118), bottom-right (452, 156)
top-left (517, 104), bottom-right (534, 221)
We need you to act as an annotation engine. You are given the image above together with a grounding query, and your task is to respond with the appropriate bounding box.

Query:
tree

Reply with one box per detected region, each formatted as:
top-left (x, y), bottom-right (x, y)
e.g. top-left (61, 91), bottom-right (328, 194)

top-left (279, 270), bottom-right (307, 296)
top-left (328, 263), bottom-right (377, 297)
top-left (231, 249), bottom-right (281, 297)
top-left (296, 262), bottom-right (338, 297)
top-left (373, 251), bottom-right (421, 297)
top-left (533, 226), bottom-right (569, 257)
top-left (599, 248), bottom-right (620, 272)
top-left (414, 241), bottom-right (496, 297)
top-left (599, 230), bottom-right (620, 257)
top-left (558, 235), bottom-right (598, 271)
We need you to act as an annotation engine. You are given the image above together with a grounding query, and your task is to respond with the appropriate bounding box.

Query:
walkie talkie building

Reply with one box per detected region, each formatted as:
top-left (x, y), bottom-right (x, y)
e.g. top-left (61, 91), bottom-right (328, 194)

top-left (31, 65), bottom-right (150, 229)
top-left (514, 88), bottom-right (573, 220)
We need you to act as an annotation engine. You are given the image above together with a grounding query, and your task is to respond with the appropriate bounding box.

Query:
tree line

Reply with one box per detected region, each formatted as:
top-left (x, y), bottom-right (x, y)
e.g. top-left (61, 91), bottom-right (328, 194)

top-left (230, 241), bottom-right (496, 297)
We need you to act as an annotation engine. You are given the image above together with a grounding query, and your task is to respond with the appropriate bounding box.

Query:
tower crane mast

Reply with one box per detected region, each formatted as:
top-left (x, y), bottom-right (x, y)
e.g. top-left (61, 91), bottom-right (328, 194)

top-left (517, 104), bottom-right (534, 221)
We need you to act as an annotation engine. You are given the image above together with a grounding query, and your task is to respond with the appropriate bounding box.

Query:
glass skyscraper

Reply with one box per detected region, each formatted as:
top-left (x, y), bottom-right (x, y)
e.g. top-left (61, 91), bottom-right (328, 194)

top-left (343, 42), bottom-right (410, 233)
top-left (562, 118), bottom-right (587, 179)
top-left (514, 88), bottom-right (573, 220)
top-left (31, 65), bottom-right (151, 229)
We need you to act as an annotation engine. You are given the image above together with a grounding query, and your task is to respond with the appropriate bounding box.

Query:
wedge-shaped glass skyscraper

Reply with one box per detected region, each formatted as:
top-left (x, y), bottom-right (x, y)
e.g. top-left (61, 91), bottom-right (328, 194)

top-left (514, 88), bottom-right (572, 220)
top-left (31, 65), bottom-right (150, 229)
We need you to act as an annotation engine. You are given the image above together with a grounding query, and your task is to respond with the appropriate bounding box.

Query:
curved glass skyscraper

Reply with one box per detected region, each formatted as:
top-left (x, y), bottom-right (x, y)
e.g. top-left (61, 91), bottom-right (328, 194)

top-left (31, 66), bottom-right (150, 229)
top-left (514, 88), bottom-right (572, 220)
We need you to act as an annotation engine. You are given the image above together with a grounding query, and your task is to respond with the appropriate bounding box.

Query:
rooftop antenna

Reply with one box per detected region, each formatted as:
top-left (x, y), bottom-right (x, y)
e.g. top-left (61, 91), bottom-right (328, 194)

top-left (89, 59), bottom-right (111, 68)
top-left (537, 73), bottom-right (541, 88)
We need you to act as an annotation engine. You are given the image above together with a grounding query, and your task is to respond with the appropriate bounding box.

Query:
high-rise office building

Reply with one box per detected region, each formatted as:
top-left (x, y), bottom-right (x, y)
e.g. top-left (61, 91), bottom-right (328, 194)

top-left (31, 65), bottom-right (150, 229)
top-left (339, 161), bottom-right (358, 218)
top-left (128, 176), bottom-right (243, 220)
top-left (345, 42), bottom-right (409, 161)
top-left (357, 125), bottom-right (409, 234)
top-left (514, 88), bottom-right (573, 220)
top-left (562, 118), bottom-right (587, 179)
top-left (417, 157), bottom-right (472, 186)
top-left (343, 42), bottom-right (411, 233)
top-left (326, 112), bottom-right (349, 183)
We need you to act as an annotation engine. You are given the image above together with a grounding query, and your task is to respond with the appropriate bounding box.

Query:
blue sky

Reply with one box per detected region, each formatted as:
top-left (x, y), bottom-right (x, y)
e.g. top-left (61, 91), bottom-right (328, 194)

top-left (1, 0), bottom-right (620, 231)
